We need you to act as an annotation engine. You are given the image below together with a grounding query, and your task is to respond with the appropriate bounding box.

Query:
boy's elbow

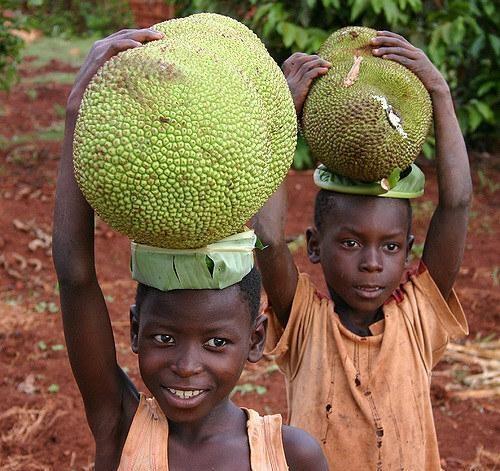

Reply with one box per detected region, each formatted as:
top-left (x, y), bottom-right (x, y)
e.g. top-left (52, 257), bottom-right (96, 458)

top-left (458, 187), bottom-right (473, 210)
top-left (52, 245), bottom-right (96, 287)
top-left (442, 180), bottom-right (473, 210)
top-left (54, 261), bottom-right (96, 288)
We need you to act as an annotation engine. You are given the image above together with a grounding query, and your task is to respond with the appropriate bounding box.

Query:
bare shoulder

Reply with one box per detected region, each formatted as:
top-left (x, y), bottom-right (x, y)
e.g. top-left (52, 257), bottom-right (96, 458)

top-left (282, 424), bottom-right (329, 470)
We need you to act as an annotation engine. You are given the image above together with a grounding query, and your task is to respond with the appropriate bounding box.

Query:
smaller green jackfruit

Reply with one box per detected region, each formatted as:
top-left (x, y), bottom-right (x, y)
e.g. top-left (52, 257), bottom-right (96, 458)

top-left (302, 26), bottom-right (433, 182)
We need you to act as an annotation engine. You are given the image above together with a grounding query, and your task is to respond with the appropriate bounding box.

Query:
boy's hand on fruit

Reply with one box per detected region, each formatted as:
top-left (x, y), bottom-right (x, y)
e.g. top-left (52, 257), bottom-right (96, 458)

top-left (282, 52), bottom-right (331, 116)
top-left (67, 29), bottom-right (164, 113)
top-left (371, 31), bottom-right (449, 96)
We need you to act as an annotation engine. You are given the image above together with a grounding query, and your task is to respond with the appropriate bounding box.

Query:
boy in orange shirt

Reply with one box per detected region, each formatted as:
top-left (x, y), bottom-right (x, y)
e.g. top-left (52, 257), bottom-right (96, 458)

top-left (253, 31), bottom-right (472, 469)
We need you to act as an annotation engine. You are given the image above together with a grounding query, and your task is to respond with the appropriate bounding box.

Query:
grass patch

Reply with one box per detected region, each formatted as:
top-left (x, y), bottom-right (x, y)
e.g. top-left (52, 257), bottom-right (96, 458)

top-left (410, 242), bottom-right (424, 260)
top-left (53, 103), bottom-right (66, 119)
top-left (23, 71), bottom-right (76, 85)
top-left (21, 36), bottom-right (96, 69)
top-left (36, 121), bottom-right (65, 141)
top-left (0, 122), bottom-right (65, 151)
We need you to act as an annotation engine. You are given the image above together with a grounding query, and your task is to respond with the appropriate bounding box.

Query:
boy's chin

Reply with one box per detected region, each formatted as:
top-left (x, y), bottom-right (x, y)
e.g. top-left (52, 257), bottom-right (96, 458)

top-left (330, 288), bottom-right (388, 315)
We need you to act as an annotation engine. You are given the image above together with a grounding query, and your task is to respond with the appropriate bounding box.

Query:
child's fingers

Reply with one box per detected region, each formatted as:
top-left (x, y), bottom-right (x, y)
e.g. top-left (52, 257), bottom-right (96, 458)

top-left (376, 30), bottom-right (408, 42)
top-left (371, 36), bottom-right (416, 50)
top-left (106, 28), bottom-right (136, 39)
top-left (105, 28), bottom-right (164, 43)
top-left (379, 53), bottom-right (413, 67)
top-left (298, 57), bottom-right (331, 75)
top-left (303, 67), bottom-right (330, 81)
top-left (99, 38), bottom-right (143, 62)
top-left (283, 53), bottom-right (324, 74)
top-left (121, 28), bottom-right (165, 43)
top-left (372, 46), bottom-right (419, 59)
top-left (282, 52), bottom-right (309, 72)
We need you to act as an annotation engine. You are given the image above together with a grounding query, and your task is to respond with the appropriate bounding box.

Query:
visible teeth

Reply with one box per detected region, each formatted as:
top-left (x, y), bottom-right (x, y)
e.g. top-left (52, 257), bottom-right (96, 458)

top-left (167, 388), bottom-right (204, 399)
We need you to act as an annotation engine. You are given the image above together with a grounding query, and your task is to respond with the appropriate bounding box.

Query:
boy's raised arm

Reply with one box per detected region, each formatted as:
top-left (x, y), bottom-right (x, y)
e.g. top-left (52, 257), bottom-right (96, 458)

top-left (252, 183), bottom-right (298, 327)
top-left (52, 29), bottom-right (164, 434)
top-left (372, 31), bottom-right (472, 299)
top-left (252, 54), bottom-right (331, 327)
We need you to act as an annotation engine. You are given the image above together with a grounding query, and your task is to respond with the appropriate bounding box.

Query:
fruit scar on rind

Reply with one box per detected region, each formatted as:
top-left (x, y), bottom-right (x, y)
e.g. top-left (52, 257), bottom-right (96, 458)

top-left (343, 55), bottom-right (363, 87)
top-left (371, 95), bottom-right (408, 139)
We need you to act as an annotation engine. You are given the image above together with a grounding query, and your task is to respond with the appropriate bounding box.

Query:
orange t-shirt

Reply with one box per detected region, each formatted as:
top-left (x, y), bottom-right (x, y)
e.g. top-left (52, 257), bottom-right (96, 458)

top-left (265, 266), bottom-right (468, 471)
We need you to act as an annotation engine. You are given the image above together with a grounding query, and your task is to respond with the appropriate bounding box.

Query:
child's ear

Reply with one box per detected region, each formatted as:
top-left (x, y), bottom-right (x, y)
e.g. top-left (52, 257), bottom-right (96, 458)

top-left (405, 235), bottom-right (415, 265)
top-left (306, 226), bottom-right (321, 264)
top-left (247, 314), bottom-right (267, 363)
top-left (130, 305), bottom-right (139, 354)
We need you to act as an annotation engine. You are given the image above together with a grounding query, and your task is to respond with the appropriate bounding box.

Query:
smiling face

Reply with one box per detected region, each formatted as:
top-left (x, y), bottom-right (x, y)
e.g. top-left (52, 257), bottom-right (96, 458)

top-left (308, 192), bottom-right (413, 318)
top-left (131, 285), bottom-right (265, 424)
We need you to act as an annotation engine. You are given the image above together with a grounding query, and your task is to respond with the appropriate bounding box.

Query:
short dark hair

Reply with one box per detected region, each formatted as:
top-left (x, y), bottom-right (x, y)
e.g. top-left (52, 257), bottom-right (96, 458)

top-left (135, 266), bottom-right (262, 322)
top-left (314, 190), bottom-right (413, 236)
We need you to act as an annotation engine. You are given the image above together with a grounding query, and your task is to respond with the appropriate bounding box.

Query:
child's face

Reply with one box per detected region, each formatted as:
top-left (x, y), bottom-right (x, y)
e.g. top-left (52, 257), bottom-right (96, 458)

top-left (131, 286), bottom-right (265, 424)
top-left (308, 194), bottom-right (412, 317)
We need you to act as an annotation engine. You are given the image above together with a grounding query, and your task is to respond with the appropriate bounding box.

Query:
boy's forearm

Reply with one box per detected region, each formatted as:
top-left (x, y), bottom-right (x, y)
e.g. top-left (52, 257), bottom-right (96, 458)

top-left (431, 87), bottom-right (472, 208)
top-left (53, 108), bottom-right (96, 285)
top-left (252, 182), bottom-right (298, 326)
top-left (422, 87), bottom-right (472, 298)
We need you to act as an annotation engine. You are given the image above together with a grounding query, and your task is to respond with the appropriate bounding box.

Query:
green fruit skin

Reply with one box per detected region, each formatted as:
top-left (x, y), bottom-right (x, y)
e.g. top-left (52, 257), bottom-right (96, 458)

top-left (302, 26), bottom-right (432, 182)
top-left (74, 13), bottom-right (296, 249)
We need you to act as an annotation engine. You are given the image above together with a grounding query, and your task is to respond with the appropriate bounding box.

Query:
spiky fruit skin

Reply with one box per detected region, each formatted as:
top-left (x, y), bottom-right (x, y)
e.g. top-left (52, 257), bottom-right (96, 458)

top-left (74, 13), bottom-right (296, 249)
top-left (302, 26), bottom-right (432, 182)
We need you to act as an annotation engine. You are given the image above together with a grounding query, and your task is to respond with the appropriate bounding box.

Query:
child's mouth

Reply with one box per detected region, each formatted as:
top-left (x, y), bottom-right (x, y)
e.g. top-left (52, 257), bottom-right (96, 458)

top-left (167, 388), bottom-right (205, 399)
top-left (161, 386), bottom-right (210, 408)
top-left (354, 285), bottom-right (384, 298)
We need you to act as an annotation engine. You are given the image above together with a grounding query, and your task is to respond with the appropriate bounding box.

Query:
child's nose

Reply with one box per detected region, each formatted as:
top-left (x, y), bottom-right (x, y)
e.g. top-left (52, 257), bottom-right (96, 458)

top-left (359, 248), bottom-right (383, 272)
top-left (169, 345), bottom-right (203, 377)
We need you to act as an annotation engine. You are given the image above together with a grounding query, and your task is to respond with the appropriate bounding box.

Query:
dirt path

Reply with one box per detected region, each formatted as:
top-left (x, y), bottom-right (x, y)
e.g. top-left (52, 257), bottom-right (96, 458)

top-left (1, 57), bottom-right (499, 470)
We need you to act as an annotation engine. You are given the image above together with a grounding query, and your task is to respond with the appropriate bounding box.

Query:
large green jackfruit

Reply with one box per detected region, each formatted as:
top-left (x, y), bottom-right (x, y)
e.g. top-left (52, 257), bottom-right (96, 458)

top-left (74, 13), bottom-right (296, 249)
top-left (302, 26), bottom-right (432, 182)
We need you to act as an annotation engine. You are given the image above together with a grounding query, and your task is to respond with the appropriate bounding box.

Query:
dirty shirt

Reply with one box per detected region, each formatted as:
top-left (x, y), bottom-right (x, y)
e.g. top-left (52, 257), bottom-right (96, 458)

top-left (264, 265), bottom-right (468, 470)
top-left (118, 394), bottom-right (288, 470)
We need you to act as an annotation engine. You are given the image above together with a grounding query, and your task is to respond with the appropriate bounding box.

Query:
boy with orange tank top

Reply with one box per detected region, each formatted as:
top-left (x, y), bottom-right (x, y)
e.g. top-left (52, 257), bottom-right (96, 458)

top-left (53, 28), bottom-right (328, 470)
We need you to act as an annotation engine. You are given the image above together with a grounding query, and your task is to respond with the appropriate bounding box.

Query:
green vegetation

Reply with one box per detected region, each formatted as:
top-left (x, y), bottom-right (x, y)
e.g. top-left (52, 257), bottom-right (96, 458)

top-left (23, 0), bottom-right (133, 38)
top-left (1, 2), bottom-right (115, 90)
top-left (231, 383), bottom-right (268, 397)
top-left (24, 71), bottom-right (76, 85)
top-left (21, 35), bottom-right (95, 68)
top-left (0, 2), bottom-right (26, 90)
top-left (0, 121), bottom-right (65, 152)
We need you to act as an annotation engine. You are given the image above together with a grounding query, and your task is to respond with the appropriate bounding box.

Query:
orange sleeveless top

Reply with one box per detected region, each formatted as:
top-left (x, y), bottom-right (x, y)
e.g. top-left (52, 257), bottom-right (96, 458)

top-left (118, 394), bottom-right (288, 470)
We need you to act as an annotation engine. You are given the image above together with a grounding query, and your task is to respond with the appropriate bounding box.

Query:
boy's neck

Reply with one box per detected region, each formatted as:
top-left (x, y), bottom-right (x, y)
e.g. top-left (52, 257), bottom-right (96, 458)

top-left (329, 290), bottom-right (383, 337)
top-left (168, 398), bottom-right (245, 444)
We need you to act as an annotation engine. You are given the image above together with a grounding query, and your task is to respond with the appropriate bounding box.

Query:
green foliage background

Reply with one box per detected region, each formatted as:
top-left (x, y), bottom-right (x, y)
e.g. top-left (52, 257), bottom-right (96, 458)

top-left (0, 2), bottom-right (26, 91)
top-left (170, 0), bottom-right (499, 158)
top-left (19, 0), bottom-right (134, 38)
top-left (1, 0), bottom-right (132, 91)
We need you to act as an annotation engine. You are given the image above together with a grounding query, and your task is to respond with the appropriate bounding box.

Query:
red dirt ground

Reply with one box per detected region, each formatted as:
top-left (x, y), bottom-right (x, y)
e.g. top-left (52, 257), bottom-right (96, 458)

top-left (0, 58), bottom-right (499, 470)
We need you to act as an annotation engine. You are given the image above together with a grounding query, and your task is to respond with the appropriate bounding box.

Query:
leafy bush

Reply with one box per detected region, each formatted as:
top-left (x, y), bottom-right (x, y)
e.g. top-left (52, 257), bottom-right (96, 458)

top-left (171, 0), bottom-right (499, 162)
top-left (22, 0), bottom-right (133, 38)
top-left (0, 3), bottom-right (26, 91)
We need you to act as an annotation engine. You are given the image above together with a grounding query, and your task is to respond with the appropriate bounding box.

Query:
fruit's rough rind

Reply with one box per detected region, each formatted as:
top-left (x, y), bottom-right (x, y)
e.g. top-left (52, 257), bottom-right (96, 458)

top-left (74, 13), bottom-right (296, 248)
top-left (302, 26), bottom-right (432, 182)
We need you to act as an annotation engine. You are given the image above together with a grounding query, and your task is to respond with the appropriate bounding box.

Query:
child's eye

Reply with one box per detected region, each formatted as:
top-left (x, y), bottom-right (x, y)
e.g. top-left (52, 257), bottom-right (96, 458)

top-left (153, 334), bottom-right (175, 345)
top-left (341, 240), bottom-right (359, 248)
top-left (205, 338), bottom-right (227, 348)
top-left (385, 243), bottom-right (400, 252)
